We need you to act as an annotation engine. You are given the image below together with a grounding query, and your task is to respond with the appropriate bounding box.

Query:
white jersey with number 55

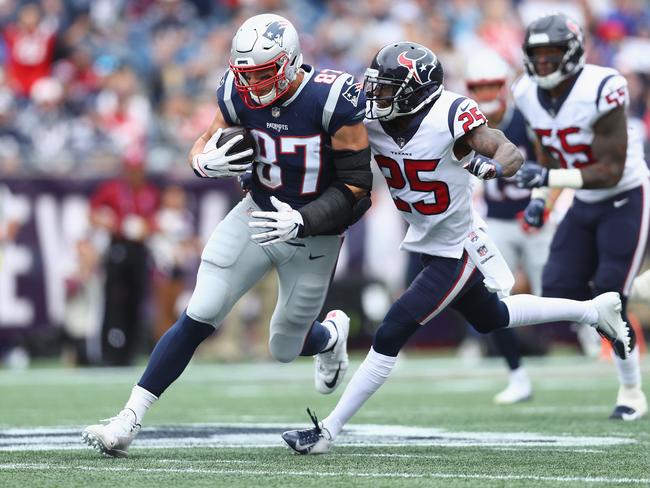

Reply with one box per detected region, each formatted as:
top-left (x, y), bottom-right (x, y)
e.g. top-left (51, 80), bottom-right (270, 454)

top-left (365, 89), bottom-right (487, 258)
top-left (513, 64), bottom-right (649, 203)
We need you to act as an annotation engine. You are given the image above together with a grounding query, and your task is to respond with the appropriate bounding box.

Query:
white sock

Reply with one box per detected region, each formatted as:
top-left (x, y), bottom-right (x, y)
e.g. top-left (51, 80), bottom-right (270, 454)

top-left (124, 385), bottom-right (158, 424)
top-left (613, 346), bottom-right (642, 388)
top-left (630, 270), bottom-right (650, 302)
top-left (321, 320), bottom-right (339, 352)
top-left (321, 348), bottom-right (397, 440)
top-left (503, 295), bottom-right (598, 327)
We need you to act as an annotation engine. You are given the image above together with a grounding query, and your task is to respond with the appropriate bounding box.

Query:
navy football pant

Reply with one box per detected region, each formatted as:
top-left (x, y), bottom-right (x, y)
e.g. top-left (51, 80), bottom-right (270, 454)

top-left (373, 252), bottom-right (510, 357)
top-left (543, 183), bottom-right (649, 350)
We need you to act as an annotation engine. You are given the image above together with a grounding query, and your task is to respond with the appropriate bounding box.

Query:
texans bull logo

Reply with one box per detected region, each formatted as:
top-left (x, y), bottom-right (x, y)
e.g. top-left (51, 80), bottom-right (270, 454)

top-left (262, 20), bottom-right (288, 47)
top-left (397, 50), bottom-right (435, 85)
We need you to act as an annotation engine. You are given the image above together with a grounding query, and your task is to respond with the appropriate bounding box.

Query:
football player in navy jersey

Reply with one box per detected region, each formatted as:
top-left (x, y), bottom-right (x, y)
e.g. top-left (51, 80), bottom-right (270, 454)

top-left (464, 50), bottom-right (554, 404)
top-left (513, 14), bottom-right (648, 420)
top-left (81, 13), bottom-right (373, 457)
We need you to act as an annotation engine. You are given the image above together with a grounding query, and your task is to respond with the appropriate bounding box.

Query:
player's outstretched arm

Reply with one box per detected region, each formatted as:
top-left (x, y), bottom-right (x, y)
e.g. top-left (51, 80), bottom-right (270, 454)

top-left (461, 125), bottom-right (523, 178)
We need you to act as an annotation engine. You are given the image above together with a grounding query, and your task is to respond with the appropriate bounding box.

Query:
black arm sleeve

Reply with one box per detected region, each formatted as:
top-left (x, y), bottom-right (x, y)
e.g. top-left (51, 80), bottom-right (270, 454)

top-left (333, 146), bottom-right (373, 190)
top-left (297, 182), bottom-right (371, 237)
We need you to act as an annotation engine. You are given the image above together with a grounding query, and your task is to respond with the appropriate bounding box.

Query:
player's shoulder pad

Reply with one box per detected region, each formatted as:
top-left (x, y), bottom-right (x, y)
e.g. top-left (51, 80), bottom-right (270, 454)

top-left (216, 69), bottom-right (241, 125)
top-left (447, 93), bottom-right (487, 140)
top-left (511, 73), bottom-right (532, 102)
top-left (592, 65), bottom-right (628, 114)
top-left (317, 69), bottom-right (366, 134)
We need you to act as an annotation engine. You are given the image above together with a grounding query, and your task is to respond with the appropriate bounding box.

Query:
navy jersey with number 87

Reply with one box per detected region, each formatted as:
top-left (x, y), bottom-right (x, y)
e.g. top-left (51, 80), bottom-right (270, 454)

top-left (216, 65), bottom-right (365, 211)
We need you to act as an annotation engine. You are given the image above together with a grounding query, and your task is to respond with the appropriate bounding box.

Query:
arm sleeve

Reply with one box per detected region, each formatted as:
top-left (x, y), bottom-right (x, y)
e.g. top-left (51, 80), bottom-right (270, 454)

top-left (216, 69), bottom-right (241, 126)
top-left (448, 97), bottom-right (487, 141)
top-left (323, 74), bottom-right (367, 135)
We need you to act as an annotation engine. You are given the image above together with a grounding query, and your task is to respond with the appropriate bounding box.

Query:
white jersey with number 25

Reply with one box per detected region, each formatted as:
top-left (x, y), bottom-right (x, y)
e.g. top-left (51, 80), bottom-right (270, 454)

top-left (365, 90), bottom-right (487, 258)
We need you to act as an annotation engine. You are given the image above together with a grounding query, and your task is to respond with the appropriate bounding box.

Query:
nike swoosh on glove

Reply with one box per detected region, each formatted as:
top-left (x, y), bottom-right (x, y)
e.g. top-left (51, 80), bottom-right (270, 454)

top-left (514, 162), bottom-right (549, 188)
top-left (192, 128), bottom-right (254, 178)
top-left (249, 196), bottom-right (304, 246)
top-left (463, 155), bottom-right (504, 180)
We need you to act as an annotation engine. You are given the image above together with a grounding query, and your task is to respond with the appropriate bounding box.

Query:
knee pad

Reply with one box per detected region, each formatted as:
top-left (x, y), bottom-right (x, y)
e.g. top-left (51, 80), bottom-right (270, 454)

top-left (269, 333), bottom-right (302, 363)
top-left (186, 266), bottom-right (231, 326)
top-left (372, 303), bottom-right (419, 357)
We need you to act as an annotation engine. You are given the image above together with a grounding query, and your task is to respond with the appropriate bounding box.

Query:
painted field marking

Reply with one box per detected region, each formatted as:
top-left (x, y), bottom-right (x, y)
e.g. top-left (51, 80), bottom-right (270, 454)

top-left (0, 463), bottom-right (649, 485)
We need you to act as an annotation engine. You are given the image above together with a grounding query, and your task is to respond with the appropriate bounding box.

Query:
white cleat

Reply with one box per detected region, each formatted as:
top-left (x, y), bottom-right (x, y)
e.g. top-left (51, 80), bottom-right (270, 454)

top-left (493, 368), bottom-right (532, 405)
top-left (591, 292), bottom-right (631, 360)
top-left (610, 386), bottom-right (648, 421)
top-left (314, 310), bottom-right (350, 395)
top-left (81, 409), bottom-right (141, 457)
top-left (282, 409), bottom-right (333, 455)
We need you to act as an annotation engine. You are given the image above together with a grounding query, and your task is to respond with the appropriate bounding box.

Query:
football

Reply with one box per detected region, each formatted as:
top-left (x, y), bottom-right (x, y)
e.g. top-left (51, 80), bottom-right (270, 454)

top-left (216, 126), bottom-right (257, 164)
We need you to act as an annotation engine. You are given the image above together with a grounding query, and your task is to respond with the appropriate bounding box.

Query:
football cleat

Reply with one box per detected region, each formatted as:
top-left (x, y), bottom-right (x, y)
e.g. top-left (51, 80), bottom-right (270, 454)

top-left (590, 292), bottom-right (631, 360)
top-left (81, 408), bottom-right (141, 457)
top-left (609, 386), bottom-right (648, 421)
top-left (314, 310), bottom-right (350, 395)
top-left (282, 409), bottom-right (332, 455)
top-left (493, 368), bottom-right (532, 405)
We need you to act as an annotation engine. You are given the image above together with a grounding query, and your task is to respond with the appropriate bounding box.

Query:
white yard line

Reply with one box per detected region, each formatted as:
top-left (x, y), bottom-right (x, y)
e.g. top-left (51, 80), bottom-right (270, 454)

top-left (0, 463), bottom-right (648, 484)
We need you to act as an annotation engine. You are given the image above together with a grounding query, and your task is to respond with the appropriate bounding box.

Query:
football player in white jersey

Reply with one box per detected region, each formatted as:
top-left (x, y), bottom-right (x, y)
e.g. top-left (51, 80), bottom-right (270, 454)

top-left (81, 14), bottom-right (374, 457)
top-left (282, 41), bottom-right (633, 454)
top-left (513, 13), bottom-right (648, 421)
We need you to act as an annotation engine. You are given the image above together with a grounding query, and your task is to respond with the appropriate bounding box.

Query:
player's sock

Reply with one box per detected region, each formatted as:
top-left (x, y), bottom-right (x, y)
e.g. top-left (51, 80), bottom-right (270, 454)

top-left (503, 295), bottom-right (598, 327)
top-left (492, 328), bottom-right (521, 370)
top-left (137, 311), bottom-right (215, 397)
top-left (321, 348), bottom-right (397, 439)
top-left (613, 346), bottom-right (642, 387)
top-left (630, 269), bottom-right (650, 302)
top-left (299, 320), bottom-right (332, 356)
top-left (124, 385), bottom-right (158, 424)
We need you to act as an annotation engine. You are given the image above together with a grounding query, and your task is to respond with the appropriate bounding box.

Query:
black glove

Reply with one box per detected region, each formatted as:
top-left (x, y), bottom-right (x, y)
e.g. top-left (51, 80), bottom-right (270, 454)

top-left (515, 162), bottom-right (549, 188)
top-left (523, 198), bottom-right (547, 229)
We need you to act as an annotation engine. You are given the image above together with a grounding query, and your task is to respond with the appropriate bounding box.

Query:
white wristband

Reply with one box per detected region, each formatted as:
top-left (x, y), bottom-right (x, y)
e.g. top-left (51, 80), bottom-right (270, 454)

top-left (548, 168), bottom-right (584, 189)
top-left (530, 187), bottom-right (551, 201)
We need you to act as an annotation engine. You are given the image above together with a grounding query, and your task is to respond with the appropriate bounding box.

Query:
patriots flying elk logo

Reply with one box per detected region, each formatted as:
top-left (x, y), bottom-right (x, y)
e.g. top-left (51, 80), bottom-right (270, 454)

top-left (262, 20), bottom-right (288, 47)
top-left (397, 50), bottom-right (431, 85)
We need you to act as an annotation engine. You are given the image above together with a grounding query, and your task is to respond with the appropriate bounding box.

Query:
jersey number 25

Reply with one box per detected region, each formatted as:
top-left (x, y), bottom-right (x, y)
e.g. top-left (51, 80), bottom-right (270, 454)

top-left (375, 155), bottom-right (450, 215)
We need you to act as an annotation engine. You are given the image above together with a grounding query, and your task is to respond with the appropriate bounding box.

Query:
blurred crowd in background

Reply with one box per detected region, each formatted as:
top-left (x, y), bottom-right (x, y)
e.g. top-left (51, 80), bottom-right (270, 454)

top-left (1, 0), bottom-right (650, 177)
top-left (2, 0), bottom-right (650, 367)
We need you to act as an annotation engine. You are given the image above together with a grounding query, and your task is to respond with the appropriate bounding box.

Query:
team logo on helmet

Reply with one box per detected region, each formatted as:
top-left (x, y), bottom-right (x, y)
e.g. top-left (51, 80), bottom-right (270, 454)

top-left (397, 50), bottom-right (430, 84)
top-left (565, 18), bottom-right (582, 38)
top-left (262, 20), bottom-right (288, 47)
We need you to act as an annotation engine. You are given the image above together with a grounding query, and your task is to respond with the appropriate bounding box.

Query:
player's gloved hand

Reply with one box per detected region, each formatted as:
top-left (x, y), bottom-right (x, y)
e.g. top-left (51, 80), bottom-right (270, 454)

top-left (192, 128), bottom-right (254, 179)
top-left (238, 170), bottom-right (253, 193)
top-left (514, 162), bottom-right (549, 188)
top-left (520, 198), bottom-right (547, 231)
top-left (463, 155), bottom-right (504, 180)
top-left (249, 196), bottom-right (304, 246)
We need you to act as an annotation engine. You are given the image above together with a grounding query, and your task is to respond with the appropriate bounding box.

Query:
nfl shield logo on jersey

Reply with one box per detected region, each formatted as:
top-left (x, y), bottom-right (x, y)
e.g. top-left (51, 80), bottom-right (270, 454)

top-left (396, 137), bottom-right (406, 148)
top-left (271, 107), bottom-right (281, 118)
top-left (478, 245), bottom-right (488, 257)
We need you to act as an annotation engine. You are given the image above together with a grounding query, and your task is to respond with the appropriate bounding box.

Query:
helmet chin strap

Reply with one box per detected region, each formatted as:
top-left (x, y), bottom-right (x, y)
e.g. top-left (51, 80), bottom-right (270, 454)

top-left (477, 99), bottom-right (503, 116)
top-left (252, 86), bottom-right (278, 105)
top-left (535, 69), bottom-right (566, 90)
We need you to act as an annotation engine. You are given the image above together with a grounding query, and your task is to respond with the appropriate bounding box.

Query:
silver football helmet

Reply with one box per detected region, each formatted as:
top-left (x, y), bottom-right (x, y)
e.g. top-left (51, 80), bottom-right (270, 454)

top-left (229, 14), bottom-right (303, 108)
top-left (464, 50), bottom-right (511, 117)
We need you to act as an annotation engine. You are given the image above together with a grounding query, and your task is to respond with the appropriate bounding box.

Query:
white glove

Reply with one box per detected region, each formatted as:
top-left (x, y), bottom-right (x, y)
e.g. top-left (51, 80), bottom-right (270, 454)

top-left (192, 128), bottom-right (254, 178)
top-left (249, 196), bottom-right (304, 246)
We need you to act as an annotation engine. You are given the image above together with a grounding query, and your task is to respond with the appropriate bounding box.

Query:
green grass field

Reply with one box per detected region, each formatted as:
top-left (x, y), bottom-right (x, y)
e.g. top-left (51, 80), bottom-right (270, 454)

top-left (1, 354), bottom-right (649, 487)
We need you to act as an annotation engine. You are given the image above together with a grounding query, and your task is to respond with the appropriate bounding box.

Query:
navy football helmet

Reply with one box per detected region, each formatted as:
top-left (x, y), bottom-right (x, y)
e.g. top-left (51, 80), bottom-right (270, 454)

top-left (364, 42), bottom-right (444, 121)
top-left (523, 13), bottom-right (585, 90)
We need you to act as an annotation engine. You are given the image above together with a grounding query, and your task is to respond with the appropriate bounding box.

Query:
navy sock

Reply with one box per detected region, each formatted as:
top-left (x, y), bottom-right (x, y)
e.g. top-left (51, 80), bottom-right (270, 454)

top-left (299, 320), bottom-right (331, 356)
top-left (492, 328), bottom-right (521, 371)
top-left (138, 312), bottom-right (215, 397)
